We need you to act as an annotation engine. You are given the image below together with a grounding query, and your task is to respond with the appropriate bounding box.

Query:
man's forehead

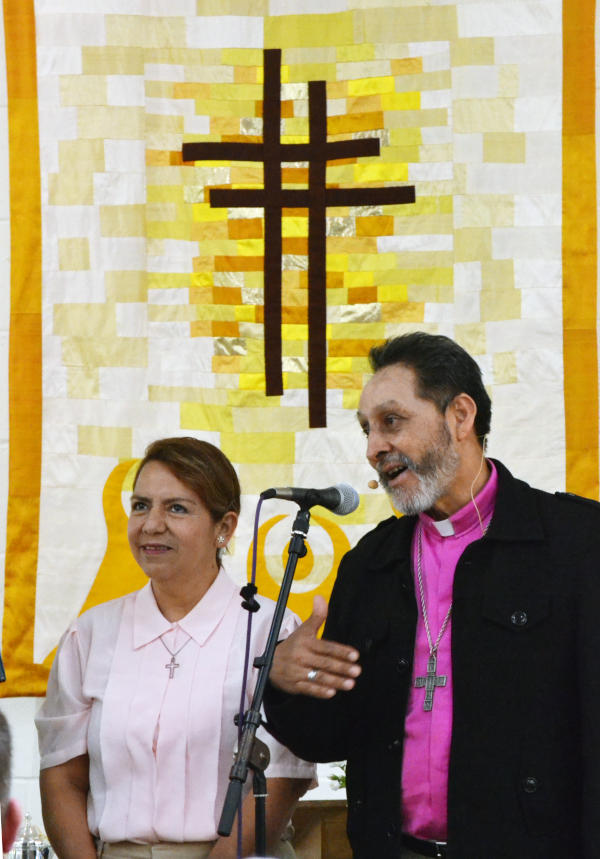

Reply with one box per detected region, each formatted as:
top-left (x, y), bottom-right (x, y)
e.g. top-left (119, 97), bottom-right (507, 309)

top-left (357, 396), bottom-right (403, 420)
top-left (359, 364), bottom-right (418, 406)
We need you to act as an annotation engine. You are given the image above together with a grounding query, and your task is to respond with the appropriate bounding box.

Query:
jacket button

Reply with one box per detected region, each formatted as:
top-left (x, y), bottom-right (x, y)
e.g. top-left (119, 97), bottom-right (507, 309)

top-left (387, 738), bottom-right (402, 752)
top-left (363, 637), bottom-right (373, 653)
top-left (386, 823), bottom-right (398, 839)
top-left (351, 799), bottom-right (363, 811)
top-left (396, 657), bottom-right (410, 673)
top-left (522, 776), bottom-right (539, 793)
top-left (511, 610), bottom-right (528, 626)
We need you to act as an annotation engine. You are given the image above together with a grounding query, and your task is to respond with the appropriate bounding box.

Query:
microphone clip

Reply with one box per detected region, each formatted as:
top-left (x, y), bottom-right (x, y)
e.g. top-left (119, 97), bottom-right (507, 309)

top-left (240, 583), bottom-right (260, 613)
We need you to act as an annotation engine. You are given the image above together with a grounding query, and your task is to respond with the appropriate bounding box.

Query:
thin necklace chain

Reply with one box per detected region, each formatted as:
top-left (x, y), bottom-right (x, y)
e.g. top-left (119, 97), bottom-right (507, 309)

top-left (158, 633), bottom-right (192, 659)
top-left (416, 525), bottom-right (452, 657)
top-left (416, 517), bottom-right (490, 656)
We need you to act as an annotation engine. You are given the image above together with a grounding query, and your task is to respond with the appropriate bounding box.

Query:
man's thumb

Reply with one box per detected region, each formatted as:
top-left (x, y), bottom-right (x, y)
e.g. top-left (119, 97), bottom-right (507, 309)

top-left (304, 594), bottom-right (328, 635)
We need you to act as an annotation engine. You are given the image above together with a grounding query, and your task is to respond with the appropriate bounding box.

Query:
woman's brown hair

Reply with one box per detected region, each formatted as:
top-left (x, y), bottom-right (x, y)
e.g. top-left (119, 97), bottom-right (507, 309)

top-left (133, 437), bottom-right (241, 523)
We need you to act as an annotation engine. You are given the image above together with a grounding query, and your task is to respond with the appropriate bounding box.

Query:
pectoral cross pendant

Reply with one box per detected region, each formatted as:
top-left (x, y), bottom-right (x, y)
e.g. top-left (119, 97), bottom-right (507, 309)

top-left (414, 652), bottom-right (447, 711)
top-left (165, 656), bottom-right (180, 679)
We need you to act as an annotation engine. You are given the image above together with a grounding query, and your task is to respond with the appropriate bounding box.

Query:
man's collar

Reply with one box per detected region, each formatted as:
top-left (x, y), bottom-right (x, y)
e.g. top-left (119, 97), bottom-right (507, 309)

top-left (419, 459), bottom-right (498, 539)
top-left (367, 458), bottom-right (545, 572)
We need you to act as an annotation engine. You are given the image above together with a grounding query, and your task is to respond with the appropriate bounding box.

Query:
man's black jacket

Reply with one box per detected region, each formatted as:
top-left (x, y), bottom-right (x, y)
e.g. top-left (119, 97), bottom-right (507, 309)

top-left (264, 460), bottom-right (600, 858)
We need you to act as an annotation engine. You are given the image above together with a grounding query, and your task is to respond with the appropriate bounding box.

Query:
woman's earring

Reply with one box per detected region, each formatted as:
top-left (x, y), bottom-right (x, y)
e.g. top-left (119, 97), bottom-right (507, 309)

top-left (217, 535), bottom-right (226, 545)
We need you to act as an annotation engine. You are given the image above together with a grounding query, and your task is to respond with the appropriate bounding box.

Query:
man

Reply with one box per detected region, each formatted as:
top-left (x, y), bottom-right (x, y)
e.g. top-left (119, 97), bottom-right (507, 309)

top-left (0, 710), bottom-right (22, 853)
top-left (264, 332), bottom-right (600, 859)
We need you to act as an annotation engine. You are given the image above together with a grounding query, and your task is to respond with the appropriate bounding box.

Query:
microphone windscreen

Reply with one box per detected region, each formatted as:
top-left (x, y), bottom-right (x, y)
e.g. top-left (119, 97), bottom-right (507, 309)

top-left (334, 483), bottom-right (360, 515)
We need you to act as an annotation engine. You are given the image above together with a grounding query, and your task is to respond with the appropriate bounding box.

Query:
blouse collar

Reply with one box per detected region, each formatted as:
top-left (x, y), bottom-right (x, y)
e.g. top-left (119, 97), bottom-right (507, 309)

top-left (133, 568), bottom-right (238, 648)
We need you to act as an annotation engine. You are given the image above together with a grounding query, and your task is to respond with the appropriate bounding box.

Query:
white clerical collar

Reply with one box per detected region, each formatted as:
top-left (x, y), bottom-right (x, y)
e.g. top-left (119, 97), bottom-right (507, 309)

top-left (432, 518), bottom-right (455, 537)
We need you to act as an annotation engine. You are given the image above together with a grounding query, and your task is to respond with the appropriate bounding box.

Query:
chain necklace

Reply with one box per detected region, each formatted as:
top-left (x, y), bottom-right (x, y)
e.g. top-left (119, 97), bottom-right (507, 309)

top-left (413, 525), bottom-right (452, 711)
top-left (414, 517), bottom-right (490, 710)
top-left (159, 633), bottom-right (191, 679)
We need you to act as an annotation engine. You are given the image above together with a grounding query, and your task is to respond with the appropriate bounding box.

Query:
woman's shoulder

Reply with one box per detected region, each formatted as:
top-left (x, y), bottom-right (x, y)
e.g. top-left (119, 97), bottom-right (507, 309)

top-left (70, 589), bottom-right (139, 642)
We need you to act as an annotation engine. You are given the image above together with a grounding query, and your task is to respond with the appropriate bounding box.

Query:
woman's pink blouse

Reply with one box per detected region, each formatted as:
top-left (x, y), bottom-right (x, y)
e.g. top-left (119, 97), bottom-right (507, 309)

top-left (35, 570), bottom-right (316, 843)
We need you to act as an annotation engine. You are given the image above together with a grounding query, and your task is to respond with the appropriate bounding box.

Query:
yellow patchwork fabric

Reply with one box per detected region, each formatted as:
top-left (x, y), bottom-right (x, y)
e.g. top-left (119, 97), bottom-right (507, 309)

top-left (2, 1), bottom-right (592, 695)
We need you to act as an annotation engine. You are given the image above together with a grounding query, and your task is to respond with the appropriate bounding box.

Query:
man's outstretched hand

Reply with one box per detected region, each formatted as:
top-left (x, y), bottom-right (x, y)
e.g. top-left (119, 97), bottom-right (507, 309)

top-left (269, 595), bottom-right (361, 699)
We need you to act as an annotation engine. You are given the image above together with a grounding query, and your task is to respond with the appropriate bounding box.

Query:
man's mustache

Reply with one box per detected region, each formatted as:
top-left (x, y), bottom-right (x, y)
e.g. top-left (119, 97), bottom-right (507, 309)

top-left (377, 452), bottom-right (420, 483)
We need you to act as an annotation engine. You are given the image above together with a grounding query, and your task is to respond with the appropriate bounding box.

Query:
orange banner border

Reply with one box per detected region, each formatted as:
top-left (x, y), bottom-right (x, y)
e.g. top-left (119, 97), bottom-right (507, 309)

top-left (562, 0), bottom-right (599, 497)
top-left (3, 1), bottom-right (45, 694)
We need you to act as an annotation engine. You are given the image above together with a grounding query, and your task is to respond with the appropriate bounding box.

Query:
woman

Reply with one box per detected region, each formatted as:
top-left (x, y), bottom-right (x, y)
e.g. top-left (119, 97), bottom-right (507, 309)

top-left (36, 437), bottom-right (315, 859)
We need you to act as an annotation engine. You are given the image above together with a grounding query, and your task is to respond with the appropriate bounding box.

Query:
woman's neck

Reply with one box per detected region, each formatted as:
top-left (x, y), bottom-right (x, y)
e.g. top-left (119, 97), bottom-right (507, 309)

top-left (151, 568), bottom-right (219, 621)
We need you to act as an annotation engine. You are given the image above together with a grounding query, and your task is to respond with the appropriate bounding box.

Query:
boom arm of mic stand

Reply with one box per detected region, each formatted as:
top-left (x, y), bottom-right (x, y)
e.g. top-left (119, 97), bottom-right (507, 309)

top-left (217, 507), bottom-right (311, 854)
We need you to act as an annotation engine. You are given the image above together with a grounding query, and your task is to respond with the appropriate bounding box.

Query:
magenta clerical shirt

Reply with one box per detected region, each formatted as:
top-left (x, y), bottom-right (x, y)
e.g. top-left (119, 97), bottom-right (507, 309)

top-left (401, 461), bottom-right (498, 840)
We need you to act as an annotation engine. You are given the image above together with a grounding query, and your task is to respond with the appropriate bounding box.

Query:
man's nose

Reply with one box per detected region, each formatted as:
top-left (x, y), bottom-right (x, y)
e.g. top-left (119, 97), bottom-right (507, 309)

top-left (366, 427), bottom-right (391, 462)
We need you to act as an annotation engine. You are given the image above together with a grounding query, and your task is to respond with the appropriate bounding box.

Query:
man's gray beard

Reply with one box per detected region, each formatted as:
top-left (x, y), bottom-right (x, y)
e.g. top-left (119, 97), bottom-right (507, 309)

top-left (380, 423), bottom-right (460, 516)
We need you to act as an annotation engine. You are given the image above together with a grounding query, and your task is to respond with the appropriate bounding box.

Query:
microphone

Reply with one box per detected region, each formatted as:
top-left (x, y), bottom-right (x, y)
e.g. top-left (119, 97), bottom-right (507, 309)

top-left (260, 483), bottom-right (360, 516)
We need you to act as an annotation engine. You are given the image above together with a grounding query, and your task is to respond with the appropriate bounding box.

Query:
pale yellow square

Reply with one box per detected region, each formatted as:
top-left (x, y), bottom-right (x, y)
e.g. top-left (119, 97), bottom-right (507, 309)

top-left (483, 133), bottom-right (525, 163)
top-left (454, 99), bottom-right (514, 133)
top-left (493, 352), bottom-right (518, 384)
top-left (54, 304), bottom-right (116, 338)
top-left (221, 432), bottom-right (296, 464)
top-left (59, 139), bottom-right (105, 172)
top-left (68, 367), bottom-right (100, 399)
top-left (100, 205), bottom-right (146, 237)
top-left (454, 323), bottom-right (487, 356)
top-left (78, 426), bottom-right (133, 459)
top-left (49, 172), bottom-right (94, 206)
top-left (482, 260), bottom-right (515, 290)
top-left (60, 75), bottom-right (107, 107)
top-left (481, 288), bottom-right (521, 321)
top-left (454, 228), bottom-right (492, 262)
top-left (59, 238), bottom-right (91, 271)
top-left (451, 38), bottom-right (494, 66)
top-left (498, 65), bottom-right (520, 99)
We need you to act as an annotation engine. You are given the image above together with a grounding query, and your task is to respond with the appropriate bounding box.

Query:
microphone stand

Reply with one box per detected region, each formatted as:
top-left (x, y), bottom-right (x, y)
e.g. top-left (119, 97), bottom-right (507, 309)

top-left (218, 506), bottom-right (311, 857)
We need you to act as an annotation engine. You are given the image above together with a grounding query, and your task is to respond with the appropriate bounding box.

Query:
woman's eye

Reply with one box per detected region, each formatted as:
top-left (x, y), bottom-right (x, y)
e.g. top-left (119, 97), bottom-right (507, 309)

top-left (131, 500), bottom-right (147, 513)
top-left (170, 503), bottom-right (187, 514)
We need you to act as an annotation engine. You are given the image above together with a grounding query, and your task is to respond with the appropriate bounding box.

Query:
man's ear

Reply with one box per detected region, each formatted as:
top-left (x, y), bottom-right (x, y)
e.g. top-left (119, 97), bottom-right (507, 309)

top-left (446, 393), bottom-right (477, 441)
top-left (2, 798), bottom-right (22, 852)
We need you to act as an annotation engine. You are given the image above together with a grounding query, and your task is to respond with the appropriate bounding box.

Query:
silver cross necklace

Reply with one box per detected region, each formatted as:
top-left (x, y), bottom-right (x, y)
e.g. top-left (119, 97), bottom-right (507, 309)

top-left (159, 633), bottom-right (191, 679)
top-left (414, 515), bottom-right (489, 710)
top-left (414, 525), bottom-right (452, 711)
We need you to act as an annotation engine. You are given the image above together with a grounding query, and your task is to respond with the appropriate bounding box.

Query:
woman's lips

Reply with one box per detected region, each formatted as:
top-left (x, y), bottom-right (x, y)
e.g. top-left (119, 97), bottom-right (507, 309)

top-left (140, 544), bottom-right (171, 554)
